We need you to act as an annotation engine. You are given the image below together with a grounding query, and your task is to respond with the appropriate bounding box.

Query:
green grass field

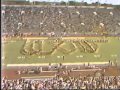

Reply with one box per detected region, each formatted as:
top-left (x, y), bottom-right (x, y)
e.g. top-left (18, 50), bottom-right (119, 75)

top-left (3, 37), bottom-right (120, 65)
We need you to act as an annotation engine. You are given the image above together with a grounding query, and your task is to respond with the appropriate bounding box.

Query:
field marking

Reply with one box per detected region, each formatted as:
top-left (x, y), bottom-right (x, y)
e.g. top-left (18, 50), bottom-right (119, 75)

top-left (7, 62), bottom-right (108, 67)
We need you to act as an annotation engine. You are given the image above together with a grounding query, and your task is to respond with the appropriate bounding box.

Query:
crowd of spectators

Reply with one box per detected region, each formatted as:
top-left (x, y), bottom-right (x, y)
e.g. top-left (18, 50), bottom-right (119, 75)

top-left (2, 76), bottom-right (120, 89)
top-left (1, 5), bottom-right (120, 37)
top-left (2, 61), bottom-right (119, 89)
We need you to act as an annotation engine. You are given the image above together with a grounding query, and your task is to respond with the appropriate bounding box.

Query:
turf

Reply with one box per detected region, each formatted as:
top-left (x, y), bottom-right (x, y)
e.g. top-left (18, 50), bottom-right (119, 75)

top-left (3, 37), bottom-right (120, 65)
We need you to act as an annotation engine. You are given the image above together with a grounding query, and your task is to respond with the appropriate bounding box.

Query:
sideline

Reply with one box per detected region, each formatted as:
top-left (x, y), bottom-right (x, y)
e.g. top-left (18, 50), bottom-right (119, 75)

top-left (7, 62), bottom-right (108, 67)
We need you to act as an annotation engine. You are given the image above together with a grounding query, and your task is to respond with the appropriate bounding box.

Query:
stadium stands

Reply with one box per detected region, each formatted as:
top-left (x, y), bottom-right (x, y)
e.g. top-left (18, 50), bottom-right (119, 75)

top-left (2, 62), bottom-right (120, 89)
top-left (1, 5), bottom-right (120, 36)
top-left (2, 75), bottom-right (120, 89)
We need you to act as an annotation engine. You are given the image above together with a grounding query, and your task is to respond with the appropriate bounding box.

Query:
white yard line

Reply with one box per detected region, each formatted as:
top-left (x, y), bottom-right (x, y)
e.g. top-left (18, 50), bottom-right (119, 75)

top-left (7, 62), bottom-right (108, 67)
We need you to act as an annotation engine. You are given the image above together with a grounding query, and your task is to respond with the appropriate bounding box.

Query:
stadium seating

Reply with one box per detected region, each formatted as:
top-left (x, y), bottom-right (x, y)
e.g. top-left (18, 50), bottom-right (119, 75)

top-left (1, 5), bottom-right (120, 36)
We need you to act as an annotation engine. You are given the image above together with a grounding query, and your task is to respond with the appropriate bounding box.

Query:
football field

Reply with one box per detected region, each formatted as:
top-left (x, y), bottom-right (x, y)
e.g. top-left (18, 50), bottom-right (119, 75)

top-left (2, 37), bottom-right (120, 65)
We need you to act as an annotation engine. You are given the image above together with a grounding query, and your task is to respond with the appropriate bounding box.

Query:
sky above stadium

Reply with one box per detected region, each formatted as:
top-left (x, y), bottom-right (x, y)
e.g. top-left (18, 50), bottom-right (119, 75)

top-left (28, 0), bottom-right (120, 5)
